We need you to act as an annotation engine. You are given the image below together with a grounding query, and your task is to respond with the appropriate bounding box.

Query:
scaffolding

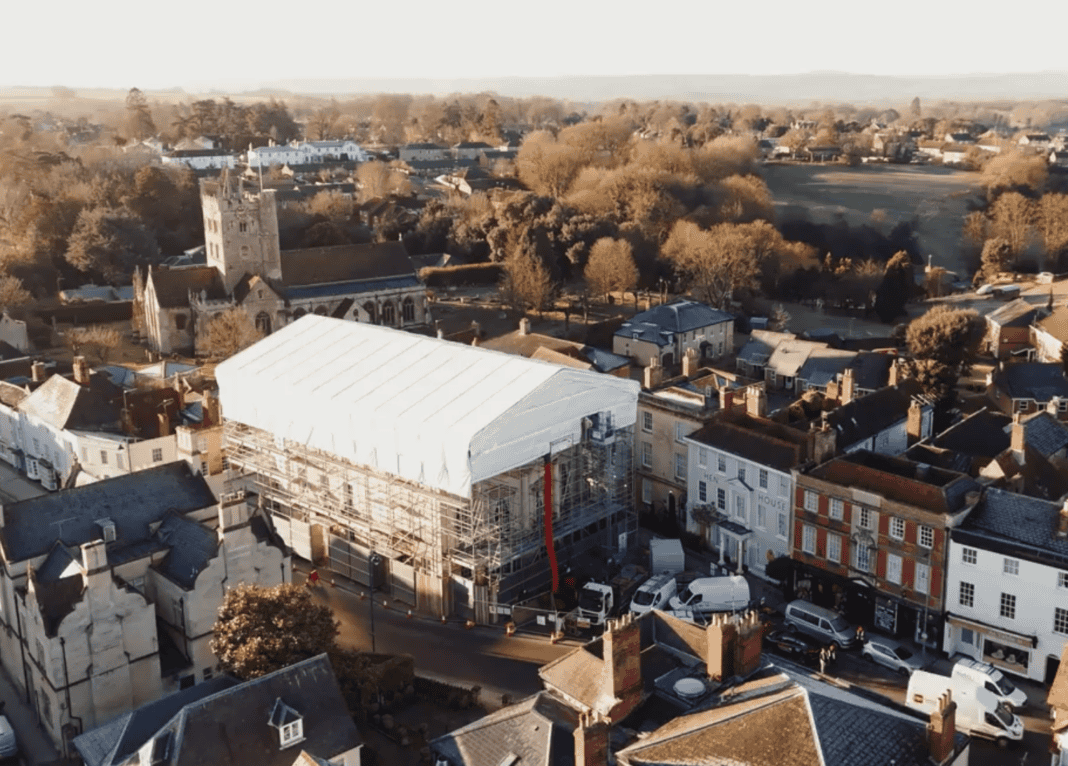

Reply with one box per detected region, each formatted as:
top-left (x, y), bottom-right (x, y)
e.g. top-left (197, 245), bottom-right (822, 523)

top-left (224, 416), bottom-right (635, 617)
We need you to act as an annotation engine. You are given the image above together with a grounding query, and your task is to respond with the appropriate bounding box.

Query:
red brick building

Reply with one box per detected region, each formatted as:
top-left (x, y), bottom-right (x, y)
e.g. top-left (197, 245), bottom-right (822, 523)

top-left (791, 451), bottom-right (981, 649)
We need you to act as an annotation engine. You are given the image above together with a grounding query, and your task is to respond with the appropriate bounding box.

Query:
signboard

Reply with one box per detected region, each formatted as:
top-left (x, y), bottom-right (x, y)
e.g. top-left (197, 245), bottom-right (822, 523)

top-left (874, 597), bottom-right (898, 634)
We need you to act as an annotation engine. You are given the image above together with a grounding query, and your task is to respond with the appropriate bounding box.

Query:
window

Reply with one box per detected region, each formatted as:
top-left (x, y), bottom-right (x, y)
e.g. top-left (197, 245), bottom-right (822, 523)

top-left (1056, 608), bottom-right (1068, 636)
top-left (804, 490), bottom-right (818, 513)
top-left (737, 466), bottom-right (746, 483)
top-left (890, 517), bottom-right (905, 541)
top-left (698, 481), bottom-right (707, 502)
top-left (779, 476), bottom-right (789, 496)
top-left (33, 438), bottom-right (39, 453)
top-left (959, 582), bottom-right (975, 608)
top-left (919, 525), bottom-right (934, 549)
top-left (280, 720), bottom-right (304, 747)
top-left (717, 455), bottom-right (726, 473)
top-left (381, 301), bottom-right (396, 326)
top-left (100, 450), bottom-right (108, 465)
top-left (802, 525), bottom-right (816, 555)
top-left (1014, 400), bottom-right (1029, 413)
top-left (1003, 557), bottom-right (1019, 576)
top-left (734, 494), bottom-right (745, 520)
top-left (1000, 593), bottom-right (1016, 620)
top-left (699, 448), bottom-right (708, 467)
top-left (858, 508), bottom-right (873, 530)
top-left (152, 448), bottom-right (163, 463)
top-left (855, 542), bottom-right (871, 573)
top-left (915, 563), bottom-right (930, 595)
top-left (641, 442), bottom-right (652, 468)
top-left (642, 411), bottom-right (653, 432)
top-left (778, 511), bottom-right (788, 539)
top-left (962, 547), bottom-right (977, 565)
top-left (675, 422), bottom-right (686, 443)
top-left (887, 553), bottom-right (902, 585)
top-left (1059, 572), bottom-right (1068, 589)
top-left (402, 297), bottom-right (416, 323)
top-left (675, 453), bottom-right (686, 480)
top-left (239, 221), bottom-right (247, 233)
top-left (203, 667), bottom-right (214, 680)
top-left (827, 534), bottom-right (841, 564)
top-left (717, 488), bottom-right (726, 511)
top-left (830, 498), bottom-right (843, 521)
top-left (642, 479), bottom-right (652, 504)
top-left (759, 469), bottom-right (768, 489)
top-left (757, 503), bottom-right (766, 529)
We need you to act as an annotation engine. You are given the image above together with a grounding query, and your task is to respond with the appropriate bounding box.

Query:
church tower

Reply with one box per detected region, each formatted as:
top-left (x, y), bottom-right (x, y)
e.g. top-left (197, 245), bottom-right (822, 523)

top-left (200, 171), bottom-right (282, 294)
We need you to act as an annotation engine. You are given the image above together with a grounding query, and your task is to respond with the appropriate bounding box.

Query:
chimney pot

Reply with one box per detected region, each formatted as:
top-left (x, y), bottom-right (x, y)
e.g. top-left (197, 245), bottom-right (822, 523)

top-left (72, 355), bottom-right (90, 385)
top-left (31, 361), bottom-right (46, 383)
top-left (519, 317), bottom-right (531, 335)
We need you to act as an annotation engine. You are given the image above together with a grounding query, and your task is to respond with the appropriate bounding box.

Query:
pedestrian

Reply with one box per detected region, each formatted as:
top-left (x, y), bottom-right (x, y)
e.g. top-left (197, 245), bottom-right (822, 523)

top-left (855, 625), bottom-right (866, 644)
top-left (307, 569), bottom-right (320, 588)
top-left (828, 643), bottom-right (837, 667)
top-left (819, 648), bottom-right (827, 675)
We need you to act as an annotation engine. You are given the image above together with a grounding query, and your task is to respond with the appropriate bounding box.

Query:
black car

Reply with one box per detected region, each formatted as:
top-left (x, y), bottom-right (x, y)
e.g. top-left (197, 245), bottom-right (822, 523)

top-left (763, 628), bottom-right (824, 667)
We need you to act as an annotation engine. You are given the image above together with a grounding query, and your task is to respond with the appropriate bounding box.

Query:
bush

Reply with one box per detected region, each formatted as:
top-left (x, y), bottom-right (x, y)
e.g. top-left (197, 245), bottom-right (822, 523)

top-left (419, 263), bottom-right (505, 288)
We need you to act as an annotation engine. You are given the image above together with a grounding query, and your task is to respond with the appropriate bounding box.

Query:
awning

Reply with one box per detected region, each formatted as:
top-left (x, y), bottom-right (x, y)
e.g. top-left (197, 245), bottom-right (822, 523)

top-left (946, 613), bottom-right (1037, 650)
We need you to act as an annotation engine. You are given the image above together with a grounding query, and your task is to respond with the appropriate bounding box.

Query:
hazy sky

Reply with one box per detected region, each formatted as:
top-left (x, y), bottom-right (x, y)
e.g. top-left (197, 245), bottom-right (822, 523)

top-left (6, 0), bottom-right (1066, 90)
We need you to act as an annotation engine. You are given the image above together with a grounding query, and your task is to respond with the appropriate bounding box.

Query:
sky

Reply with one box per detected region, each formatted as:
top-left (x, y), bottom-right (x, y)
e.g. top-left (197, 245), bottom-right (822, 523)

top-left (4, 0), bottom-right (1066, 91)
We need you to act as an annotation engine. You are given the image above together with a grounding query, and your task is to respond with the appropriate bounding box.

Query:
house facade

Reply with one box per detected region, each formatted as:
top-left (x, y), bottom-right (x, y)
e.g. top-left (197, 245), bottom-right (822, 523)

top-left (987, 362), bottom-right (1068, 420)
top-left (943, 488), bottom-right (1068, 684)
top-left (985, 299), bottom-right (1041, 360)
top-left (161, 150), bottom-right (236, 171)
top-left (613, 300), bottom-right (733, 368)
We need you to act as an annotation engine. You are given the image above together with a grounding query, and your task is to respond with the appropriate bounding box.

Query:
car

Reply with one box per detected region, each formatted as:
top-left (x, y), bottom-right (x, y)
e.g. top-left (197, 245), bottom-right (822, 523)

top-left (1038, 272), bottom-right (1055, 285)
top-left (763, 627), bottom-right (824, 668)
top-left (862, 635), bottom-right (926, 676)
top-left (976, 284), bottom-right (995, 296)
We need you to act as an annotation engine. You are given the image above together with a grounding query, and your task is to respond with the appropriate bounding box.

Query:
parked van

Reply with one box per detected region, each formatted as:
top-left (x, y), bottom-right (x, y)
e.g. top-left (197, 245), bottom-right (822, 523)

top-left (630, 574), bottom-right (678, 616)
top-left (783, 600), bottom-right (855, 649)
top-left (952, 658), bottom-right (1028, 709)
top-left (907, 670), bottom-right (1024, 745)
top-left (0, 714), bottom-right (17, 759)
top-left (668, 575), bottom-right (750, 616)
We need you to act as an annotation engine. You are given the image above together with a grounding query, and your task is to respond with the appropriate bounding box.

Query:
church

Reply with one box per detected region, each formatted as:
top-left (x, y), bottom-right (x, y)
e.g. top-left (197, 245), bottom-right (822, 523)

top-left (134, 171), bottom-right (430, 355)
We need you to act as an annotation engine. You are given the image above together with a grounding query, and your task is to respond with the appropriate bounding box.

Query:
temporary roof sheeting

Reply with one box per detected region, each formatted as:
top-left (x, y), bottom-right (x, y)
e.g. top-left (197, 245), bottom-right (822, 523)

top-left (215, 316), bottom-right (640, 498)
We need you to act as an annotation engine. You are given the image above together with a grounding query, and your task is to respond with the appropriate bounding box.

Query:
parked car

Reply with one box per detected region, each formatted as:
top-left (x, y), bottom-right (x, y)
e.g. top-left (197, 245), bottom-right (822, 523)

top-left (861, 635), bottom-right (926, 676)
top-left (763, 628), bottom-right (823, 668)
top-left (783, 600), bottom-right (856, 649)
top-left (0, 714), bottom-right (17, 760)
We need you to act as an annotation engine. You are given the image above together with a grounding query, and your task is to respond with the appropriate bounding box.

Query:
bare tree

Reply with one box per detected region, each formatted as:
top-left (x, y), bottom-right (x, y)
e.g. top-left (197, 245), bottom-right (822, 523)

top-left (500, 238), bottom-right (555, 316)
top-left (661, 220), bottom-right (759, 309)
top-left (0, 276), bottom-right (32, 312)
top-left (66, 325), bottom-right (122, 364)
top-left (989, 192), bottom-right (1034, 259)
top-left (1037, 193), bottom-right (1068, 267)
top-left (584, 237), bottom-right (638, 302)
top-left (201, 308), bottom-right (263, 360)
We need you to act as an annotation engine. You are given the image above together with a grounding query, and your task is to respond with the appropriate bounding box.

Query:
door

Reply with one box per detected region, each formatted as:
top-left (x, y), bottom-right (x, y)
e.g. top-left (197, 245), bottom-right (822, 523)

top-left (1048, 654), bottom-right (1062, 686)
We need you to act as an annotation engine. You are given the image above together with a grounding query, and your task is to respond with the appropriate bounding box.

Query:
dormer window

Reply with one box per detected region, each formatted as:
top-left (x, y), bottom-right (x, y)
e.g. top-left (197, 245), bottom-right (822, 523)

top-left (269, 698), bottom-right (304, 749)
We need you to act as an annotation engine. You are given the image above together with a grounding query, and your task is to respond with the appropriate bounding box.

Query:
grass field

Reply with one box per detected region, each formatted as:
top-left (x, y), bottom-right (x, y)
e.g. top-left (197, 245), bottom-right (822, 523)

top-left (764, 163), bottom-right (984, 277)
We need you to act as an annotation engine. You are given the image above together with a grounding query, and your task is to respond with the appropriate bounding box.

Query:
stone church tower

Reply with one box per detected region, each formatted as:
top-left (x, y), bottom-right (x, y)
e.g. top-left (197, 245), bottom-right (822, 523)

top-left (200, 171), bottom-right (282, 293)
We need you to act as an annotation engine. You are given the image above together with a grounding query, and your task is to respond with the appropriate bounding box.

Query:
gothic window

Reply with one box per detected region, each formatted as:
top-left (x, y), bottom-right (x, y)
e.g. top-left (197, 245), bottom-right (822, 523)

top-left (239, 222), bottom-right (248, 233)
top-left (240, 244), bottom-right (251, 262)
top-left (363, 302), bottom-right (377, 323)
top-left (402, 297), bottom-right (415, 323)
top-left (255, 312), bottom-right (272, 335)
top-left (314, 306), bottom-right (327, 316)
top-left (293, 308), bottom-right (307, 320)
top-left (381, 301), bottom-right (395, 326)
top-left (175, 314), bottom-right (187, 330)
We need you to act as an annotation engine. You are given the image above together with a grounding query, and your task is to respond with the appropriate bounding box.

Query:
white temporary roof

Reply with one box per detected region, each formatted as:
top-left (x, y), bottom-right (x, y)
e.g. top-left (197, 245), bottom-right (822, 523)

top-left (215, 316), bottom-right (640, 498)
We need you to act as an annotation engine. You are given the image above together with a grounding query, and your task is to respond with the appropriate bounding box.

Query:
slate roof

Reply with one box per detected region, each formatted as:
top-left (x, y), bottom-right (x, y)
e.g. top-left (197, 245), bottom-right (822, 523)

top-left (846, 352), bottom-right (894, 391)
top-left (152, 513), bottom-right (219, 589)
top-left (17, 373), bottom-right (124, 430)
top-left (994, 363), bottom-right (1068, 402)
top-left (687, 414), bottom-right (812, 472)
top-left (823, 380), bottom-right (926, 449)
top-left (539, 644), bottom-right (611, 714)
top-left (1016, 412), bottom-right (1068, 456)
top-left (1034, 306), bottom-right (1068, 342)
top-left (930, 408), bottom-right (1012, 458)
top-left (768, 338), bottom-right (826, 377)
top-left (615, 301), bottom-right (734, 347)
top-left (430, 691), bottom-right (580, 766)
top-left (35, 542), bottom-right (81, 583)
top-left (278, 240), bottom-right (417, 288)
top-left (957, 487), bottom-right (1068, 563)
top-left (986, 298), bottom-right (1039, 328)
top-left (149, 266), bottom-right (226, 309)
top-left (481, 330), bottom-right (630, 374)
top-left (0, 462), bottom-right (216, 563)
top-left (796, 348), bottom-right (855, 388)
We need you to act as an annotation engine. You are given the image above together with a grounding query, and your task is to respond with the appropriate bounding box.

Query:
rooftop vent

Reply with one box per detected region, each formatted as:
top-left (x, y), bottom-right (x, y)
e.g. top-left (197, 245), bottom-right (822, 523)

top-left (673, 677), bottom-right (706, 701)
top-left (96, 518), bottom-right (116, 544)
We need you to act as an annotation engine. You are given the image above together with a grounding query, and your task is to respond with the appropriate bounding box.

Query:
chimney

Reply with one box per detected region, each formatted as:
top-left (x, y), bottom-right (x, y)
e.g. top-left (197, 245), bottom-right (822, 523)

top-left (906, 400), bottom-right (924, 445)
top-left (158, 411), bottom-right (170, 438)
top-left (204, 389), bottom-right (221, 426)
top-left (573, 712), bottom-right (610, 766)
top-left (706, 611), bottom-right (763, 682)
top-left (31, 361), bottom-right (46, 383)
top-left (825, 379), bottom-right (839, 401)
top-left (888, 358), bottom-right (902, 387)
top-left (436, 329), bottom-right (444, 339)
top-left (746, 386), bottom-right (767, 419)
top-left (682, 347), bottom-right (698, 378)
top-left (72, 355), bottom-right (90, 385)
top-left (840, 367), bottom-right (856, 405)
top-left (1058, 499), bottom-right (1068, 538)
top-left (519, 317), bottom-right (531, 336)
top-left (811, 421), bottom-right (837, 464)
top-left (81, 539), bottom-right (108, 588)
top-left (1011, 413), bottom-right (1026, 455)
top-left (644, 357), bottom-right (663, 389)
top-left (602, 614), bottom-right (642, 721)
top-left (927, 690), bottom-right (958, 765)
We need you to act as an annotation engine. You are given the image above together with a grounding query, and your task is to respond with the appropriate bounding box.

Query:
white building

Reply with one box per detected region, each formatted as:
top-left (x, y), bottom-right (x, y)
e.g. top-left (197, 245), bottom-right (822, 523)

top-left (161, 150), bottom-right (236, 171)
top-left (944, 488), bottom-right (1068, 684)
top-left (217, 316), bottom-right (640, 620)
top-left (300, 140), bottom-right (367, 162)
top-left (247, 144), bottom-right (309, 168)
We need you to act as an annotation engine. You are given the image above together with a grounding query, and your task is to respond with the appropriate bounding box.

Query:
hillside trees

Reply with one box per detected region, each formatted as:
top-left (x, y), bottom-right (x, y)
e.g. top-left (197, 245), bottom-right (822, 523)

top-left (65, 206), bottom-right (159, 282)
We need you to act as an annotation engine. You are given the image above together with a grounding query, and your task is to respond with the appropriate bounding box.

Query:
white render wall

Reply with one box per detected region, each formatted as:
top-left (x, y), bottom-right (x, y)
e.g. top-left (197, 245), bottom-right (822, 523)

top-left (684, 438), bottom-right (793, 580)
top-left (943, 537), bottom-right (1068, 681)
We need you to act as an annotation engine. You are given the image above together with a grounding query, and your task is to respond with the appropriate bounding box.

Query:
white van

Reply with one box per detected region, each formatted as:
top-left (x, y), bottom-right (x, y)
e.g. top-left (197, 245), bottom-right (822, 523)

top-left (630, 574), bottom-right (678, 616)
top-left (907, 670), bottom-right (1023, 745)
top-left (952, 658), bottom-right (1028, 709)
top-left (783, 600), bottom-right (855, 649)
top-left (668, 575), bottom-right (750, 616)
top-left (0, 714), bottom-right (17, 759)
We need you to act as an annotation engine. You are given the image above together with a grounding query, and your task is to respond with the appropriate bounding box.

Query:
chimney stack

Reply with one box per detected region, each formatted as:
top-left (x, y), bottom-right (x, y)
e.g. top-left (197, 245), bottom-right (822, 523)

top-left (204, 389), bottom-right (221, 426)
top-left (927, 690), bottom-right (958, 765)
top-left (72, 355), bottom-right (90, 385)
top-left (840, 367), bottom-right (856, 405)
top-left (602, 614), bottom-right (642, 721)
top-left (518, 317), bottom-right (531, 336)
top-left (746, 386), bottom-right (767, 419)
top-left (573, 713), bottom-right (611, 766)
top-left (80, 539), bottom-right (109, 588)
top-left (158, 412), bottom-right (170, 438)
top-left (31, 361), bottom-right (46, 383)
top-left (644, 357), bottom-right (663, 389)
top-left (1058, 499), bottom-right (1068, 538)
top-left (719, 388), bottom-right (734, 411)
top-left (682, 347), bottom-right (699, 378)
top-left (887, 358), bottom-right (902, 387)
top-left (906, 399), bottom-right (924, 445)
top-left (1011, 413), bottom-right (1026, 455)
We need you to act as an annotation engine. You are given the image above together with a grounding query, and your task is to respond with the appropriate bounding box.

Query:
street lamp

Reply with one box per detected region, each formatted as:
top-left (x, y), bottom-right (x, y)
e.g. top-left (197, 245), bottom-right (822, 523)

top-left (369, 554), bottom-right (382, 653)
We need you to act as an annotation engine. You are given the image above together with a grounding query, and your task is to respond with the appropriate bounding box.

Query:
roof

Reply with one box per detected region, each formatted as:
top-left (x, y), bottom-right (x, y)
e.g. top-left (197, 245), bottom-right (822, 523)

top-left (796, 348), bottom-right (855, 388)
top-left (0, 462), bottom-right (216, 563)
top-left (687, 414), bottom-right (812, 472)
top-left (216, 316), bottom-right (640, 498)
top-left (0, 380), bottom-right (27, 407)
top-left (1017, 411), bottom-right (1068, 456)
top-left (847, 352), bottom-right (895, 391)
top-left (481, 330), bottom-right (630, 374)
top-left (74, 655), bottom-right (360, 766)
top-left (430, 691), bottom-right (579, 766)
top-left (767, 338), bottom-right (826, 378)
top-left (149, 266), bottom-right (226, 309)
top-left (823, 380), bottom-right (926, 449)
top-left (992, 362), bottom-right (1068, 403)
top-left (958, 487), bottom-right (1068, 561)
top-left (1034, 306), bottom-right (1068, 341)
top-left (278, 240), bottom-right (417, 288)
top-left (18, 372), bottom-right (124, 430)
top-left (930, 408), bottom-right (1012, 458)
top-left (736, 331), bottom-right (796, 367)
top-left (615, 301), bottom-right (734, 347)
top-left (152, 513), bottom-right (219, 589)
top-left (986, 298), bottom-right (1039, 328)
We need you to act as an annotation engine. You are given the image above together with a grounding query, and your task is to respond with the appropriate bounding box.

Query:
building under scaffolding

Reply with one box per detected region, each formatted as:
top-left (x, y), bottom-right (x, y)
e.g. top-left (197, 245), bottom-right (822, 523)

top-left (216, 316), bottom-right (640, 620)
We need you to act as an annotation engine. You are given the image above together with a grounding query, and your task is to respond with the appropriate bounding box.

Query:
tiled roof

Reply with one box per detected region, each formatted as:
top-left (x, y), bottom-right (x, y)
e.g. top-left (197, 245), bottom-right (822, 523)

top-left (796, 349), bottom-right (855, 387)
top-left (986, 298), bottom-right (1039, 328)
top-left (1017, 412), bottom-right (1068, 456)
top-left (18, 373), bottom-right (124, 430)
top-left (993, 362), bottom-right (1068, 402)
top-left (538, 644), bottom-right (610, 714)
top-left (767, 338), bottom-right (826, 377)
top-left (688, 414), bottom-right (811, 471)
top-left (847, 352), bottom-right (894, 391)
top-left (430, 691), bottom-right (579, 766)
top-left (0, 462), bottom-right (216, 563)
top-left (615, 301), bottom-right (734, 347)
top-left (279, 241), bottom-right (417, 287)
top-left (823, 380), bottom-right (926, 449)
top-left (959, 487), bottom-right (1068, 560)
top-left (930, 408), bottom-right (1012, 458)
top-left (282, 274), bottom-right (422, 302)
top-left (149, 266), bottom-right (226, 309)
top-left (152, 514), bottom-right (219, 589)
top-left (736, 330), bottom-right (796, 367)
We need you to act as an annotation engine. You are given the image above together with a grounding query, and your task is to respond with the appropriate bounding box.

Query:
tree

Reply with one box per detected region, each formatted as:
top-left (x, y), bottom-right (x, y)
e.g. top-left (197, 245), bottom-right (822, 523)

top-left (65, 325), bottom-right (122, 364)
top-left (989, 192), bottom-right (1034, 259)
top-left (584, 237), bottom-right (637, 302)
top-left (910, 97), bottom-right (921, 118)
top-left (515, 132), bottom-right (586, 198)
top-left (661, 221), bottom-right (760, 309)
top-left (356, 162), bottom-right (409, 203)
top-left (873, 251), bottom-right (914, 323)
top-left (308, 102), bottom-right (342, 140)
top-left (65, 207), bottom-right (159, 283)
top-left (201, 308), bottom-right (264, 360)
top-left (124, 88), bottom-right (156, 140)
top-left (974, 237), bottom-right (1012, 286)
top-left (1037, 193), bottom-right (1068, 268)
top-left (0, 276), bottom-right (32, 312)
top-left (769, 304), bottom-right (791, 332)
top-left (905, 306), bottom-right (984, 400)
top-left (980, 150), bottom-right (1048, 197)
top-left (211, 583), bottom-right (339, 681)
top-left (500, 233), bottom-right (556, 315)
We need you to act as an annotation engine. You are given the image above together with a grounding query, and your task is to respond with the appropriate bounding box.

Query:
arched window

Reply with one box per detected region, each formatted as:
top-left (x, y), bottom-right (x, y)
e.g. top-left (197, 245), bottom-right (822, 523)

top-left (402, 297), bottom-right (416, 323)
top-left (239, 244), bottom-right (251, 263)
top-left (381, 301), bottom-right (395, 326)
top-left (314, 306), bottom-right (327, 316)
top-left (363, 302), bottom-right (376, 323)
top-left (255, 312), bottom-right (272, 335)
top-left (175, 314), bottom-right (187, 330)
top-left (293, 308), bottom-right (307, 320)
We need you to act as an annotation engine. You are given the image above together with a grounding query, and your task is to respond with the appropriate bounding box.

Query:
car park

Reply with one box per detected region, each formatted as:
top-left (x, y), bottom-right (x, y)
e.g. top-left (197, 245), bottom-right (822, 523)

top-left (763, 628), bottom-right (823, 668)
top-left (861, 635), bottom-right (926, 676)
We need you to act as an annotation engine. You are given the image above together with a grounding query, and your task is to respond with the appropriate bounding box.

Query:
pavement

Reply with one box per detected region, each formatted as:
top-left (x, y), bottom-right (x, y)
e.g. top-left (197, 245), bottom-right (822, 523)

top-left (0, 664), bottom-right (63, 766)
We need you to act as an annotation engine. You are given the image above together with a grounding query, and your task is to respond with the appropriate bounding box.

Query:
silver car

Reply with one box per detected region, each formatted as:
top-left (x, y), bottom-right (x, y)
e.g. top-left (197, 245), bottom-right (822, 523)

top-left (862, 636), bottom-right (926, 676)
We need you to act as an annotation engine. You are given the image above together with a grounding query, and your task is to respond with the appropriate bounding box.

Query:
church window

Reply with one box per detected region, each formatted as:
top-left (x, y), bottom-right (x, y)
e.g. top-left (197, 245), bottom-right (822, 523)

top-left (314, 306), bottom-right (327, 316)
top-left (239, 222), bottom-right (248, 233)
top-left (402, 297), bottom-right (415, 323)
top-left (175, 314), bottom-right (187, 330)
top-left (293, 308), bottom-right (306, 319)
top-left (381, 301), bottom-right (395, 326)
top-left (255, 312), bottom-right (272, 335)
top-left (363, 302), bottom-right (376, 323)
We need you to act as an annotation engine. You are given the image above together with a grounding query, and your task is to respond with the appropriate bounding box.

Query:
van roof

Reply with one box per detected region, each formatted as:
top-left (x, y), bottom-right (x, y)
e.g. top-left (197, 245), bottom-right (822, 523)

top-left (786, 600), bottom-right (841, 618)
top-left (638, 573), bottom-right (675, 590)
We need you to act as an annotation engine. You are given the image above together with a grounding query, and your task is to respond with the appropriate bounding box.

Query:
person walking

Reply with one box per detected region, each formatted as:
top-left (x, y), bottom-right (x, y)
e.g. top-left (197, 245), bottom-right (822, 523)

top-left (819, 647), bottom-right (828, 675)
top-left (307, 569), bottom-right (320, 588)
top-left (855, 625), bottom-right (866, 645)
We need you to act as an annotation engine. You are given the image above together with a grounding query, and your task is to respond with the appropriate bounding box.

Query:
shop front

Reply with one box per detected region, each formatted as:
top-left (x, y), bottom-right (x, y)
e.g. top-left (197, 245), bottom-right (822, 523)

top-left (945, 614), bottom-right (1038, 680)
